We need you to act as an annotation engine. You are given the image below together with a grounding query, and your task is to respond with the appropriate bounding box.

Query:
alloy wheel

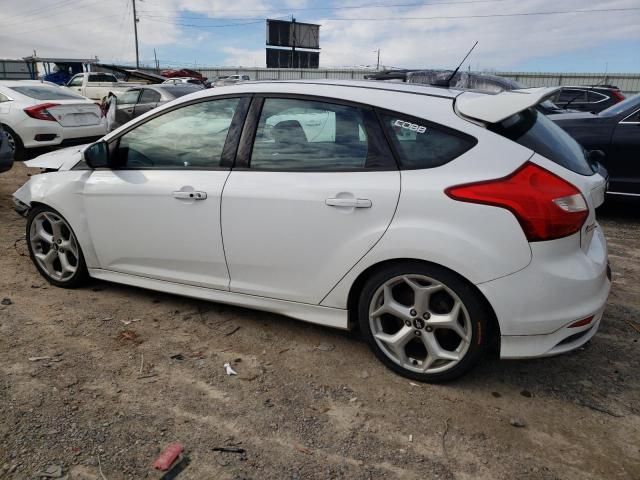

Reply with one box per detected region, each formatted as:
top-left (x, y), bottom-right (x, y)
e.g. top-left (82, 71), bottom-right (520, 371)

top-left (4, 129), bottom-right (16, 152)
top-left (29, 211), bottom-right (80, 282)
top-left (369, 274), bottom-right (472, 374)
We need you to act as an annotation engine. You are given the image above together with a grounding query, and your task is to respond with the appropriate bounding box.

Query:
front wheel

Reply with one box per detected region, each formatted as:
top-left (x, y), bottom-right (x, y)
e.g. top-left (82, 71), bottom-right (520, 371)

top-left (26, 206), bottom-right (88, 288)
top-left (358, 262), bottom-right (489, 382)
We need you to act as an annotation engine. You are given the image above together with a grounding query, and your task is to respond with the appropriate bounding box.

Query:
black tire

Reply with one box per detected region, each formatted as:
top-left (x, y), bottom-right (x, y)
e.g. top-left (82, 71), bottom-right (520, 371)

top-left (26, 205), bottom-right (89, 288)
top-left (358, 261), bottom-right (490, 382)
top-left (1, 125), bottom-right (25, 161)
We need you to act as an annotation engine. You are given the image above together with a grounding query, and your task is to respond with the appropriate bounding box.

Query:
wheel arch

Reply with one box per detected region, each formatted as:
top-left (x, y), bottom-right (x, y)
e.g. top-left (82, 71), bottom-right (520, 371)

top-left (346, 257), bottom-right (501, 355)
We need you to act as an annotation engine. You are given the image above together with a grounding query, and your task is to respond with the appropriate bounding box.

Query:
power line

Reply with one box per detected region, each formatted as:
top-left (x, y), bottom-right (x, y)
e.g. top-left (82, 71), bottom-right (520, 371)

top-left (0, 0), bottom-right (106, 27)
top-left (318, 6), bottom-right (640, 21)
top-left (137, 0), bottom-right (511, 15)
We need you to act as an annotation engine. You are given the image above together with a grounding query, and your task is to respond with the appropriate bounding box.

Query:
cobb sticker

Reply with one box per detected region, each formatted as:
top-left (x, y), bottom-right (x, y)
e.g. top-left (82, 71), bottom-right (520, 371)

top-left (394, 119), bottom-right (427, 134)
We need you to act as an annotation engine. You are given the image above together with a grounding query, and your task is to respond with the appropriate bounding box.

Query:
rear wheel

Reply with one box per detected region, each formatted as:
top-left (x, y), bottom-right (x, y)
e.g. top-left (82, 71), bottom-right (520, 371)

top-left (26, 206), bottom-right (88, 288)
top-left (2, 125), bottom-right (24, 160)
top-left (358, 262), bottom-right (489, 382)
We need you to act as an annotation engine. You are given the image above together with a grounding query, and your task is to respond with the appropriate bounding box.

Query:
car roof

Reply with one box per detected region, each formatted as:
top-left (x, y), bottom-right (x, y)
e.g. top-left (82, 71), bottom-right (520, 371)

top-left (229, 79), bottom-right (462, 99)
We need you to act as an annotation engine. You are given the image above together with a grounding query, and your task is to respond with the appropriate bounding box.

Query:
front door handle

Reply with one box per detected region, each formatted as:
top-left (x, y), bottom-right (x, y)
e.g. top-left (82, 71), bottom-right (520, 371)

top-left (325, 198), bottom-right (372, 208)
top-left (173, 191), bottom-right (207, 200)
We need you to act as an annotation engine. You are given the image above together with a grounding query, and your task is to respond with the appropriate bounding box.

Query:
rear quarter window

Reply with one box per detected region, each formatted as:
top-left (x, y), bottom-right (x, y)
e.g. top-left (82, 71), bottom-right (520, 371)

top-left (380, 112), bottom-right (477, 169)
top-left (489, 108), bottom-right (594, 176)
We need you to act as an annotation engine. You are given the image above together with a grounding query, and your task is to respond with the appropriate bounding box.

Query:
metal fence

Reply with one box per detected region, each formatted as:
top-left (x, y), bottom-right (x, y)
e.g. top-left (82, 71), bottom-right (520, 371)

top-left (495, 72), bottom-right (640, 95)
top-left (195, 68), bottom-right (640, 94)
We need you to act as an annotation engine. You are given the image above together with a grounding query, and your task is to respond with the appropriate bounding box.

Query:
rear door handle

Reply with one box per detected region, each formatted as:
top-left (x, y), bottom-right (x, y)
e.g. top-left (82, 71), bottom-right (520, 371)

top-left (325, 198), bottom-right (372, 208)
top-left (173, 191), bottom-right (207, 200)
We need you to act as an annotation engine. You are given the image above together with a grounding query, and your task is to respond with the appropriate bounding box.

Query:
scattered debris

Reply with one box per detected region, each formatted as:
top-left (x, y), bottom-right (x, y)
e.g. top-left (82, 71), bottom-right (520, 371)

top-left (349, 397), bottom-right (358, 403)
top-left (278, 348), bottom-right (290, 354)
top-left (509, 418), bottom-right (527, 428)
top-left (28, 356), bottom-right (51, 362)
top-left (153, 443), bottom-right (184, 471)
top-left (117, 329), bottom-right (143, 344)
top-left (359, 370), bottom-right (370, 379)
top-left (97, 454), bottom-right (108, 480)
top-left (224, 326), bottom-right (242, 337)
top-left (120, 318), bottom-right (141, 326)
top-left (264, 398), bottom-right (274, 408)
top-left (624, 318), bottom-right (640, 335)
top-left (224, 362), bottom-right (237, 376)
top-left (137, 373), bottom-right (158, 380)
top-left (520, 390), bottom-right (533, 398)
top-left (1, 297), bottom-right (12, 305)
top-left (441, 417), bottom-right (451, 457)
top-left (159, 455), bottom-right (190, 480)
top-left (36, 464), bottom-right (63, 478)
top-left (170, 353), bottom-right (185, 361)
top-left (408, 434), bottom-right (413, 442)
top-left (409, 382), bottom-right (419, 387)
top-left (576, 400), bottom-right (623, 418)
top-left (139, 353), bottom-right (144, 374)
top-left (213, 446), bottom-right (245, 454)
top-left (315, 343), bottom-right (335, 352)
top-left (295, 446), bottom-right (313, 455)
top-left (491, 391), bottom-right (502, 398)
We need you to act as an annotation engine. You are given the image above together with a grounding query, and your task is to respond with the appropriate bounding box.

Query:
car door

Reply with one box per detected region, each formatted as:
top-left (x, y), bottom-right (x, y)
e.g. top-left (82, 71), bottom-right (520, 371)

top-left (608, 108), bottom-right (640, 194)
top-left (82, 95), bottom-right (250, 289)
top-left (134, 89), bottom-right (162, 117)
top-left (221, 96), bottom-right (401, 304)
top-left (114, 89), bottom-right (141, 127)
top-left (67, 74), bottom-right (84, 95)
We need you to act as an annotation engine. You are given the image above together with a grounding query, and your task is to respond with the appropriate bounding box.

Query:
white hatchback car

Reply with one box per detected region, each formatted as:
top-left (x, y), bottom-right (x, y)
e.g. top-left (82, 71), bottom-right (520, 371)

top-left (13, 80), bottom-right (610, 382)
top-left (0, 81), bottom-right (106, 158)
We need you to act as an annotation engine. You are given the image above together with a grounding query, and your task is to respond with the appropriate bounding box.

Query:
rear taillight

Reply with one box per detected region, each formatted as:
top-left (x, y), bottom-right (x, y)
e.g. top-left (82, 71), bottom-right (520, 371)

top-left (24, 103), bottom-right (60, 121)
top-left (610, 89), bottom-right (625, 102)
top-left (445, 162), bottom-right (588, 242)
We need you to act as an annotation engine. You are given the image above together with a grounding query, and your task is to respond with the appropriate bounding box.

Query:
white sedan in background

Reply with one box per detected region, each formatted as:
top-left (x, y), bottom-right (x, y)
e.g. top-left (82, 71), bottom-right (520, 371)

top-left (12, 80), bottom-right (610, 382)
top-left (0, 81), bottom-right (106, 158)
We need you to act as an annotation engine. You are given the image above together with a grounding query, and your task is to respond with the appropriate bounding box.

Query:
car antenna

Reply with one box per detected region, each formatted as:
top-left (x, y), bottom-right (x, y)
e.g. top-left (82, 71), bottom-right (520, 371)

top-left (435, 41), bottom-right (478, 87)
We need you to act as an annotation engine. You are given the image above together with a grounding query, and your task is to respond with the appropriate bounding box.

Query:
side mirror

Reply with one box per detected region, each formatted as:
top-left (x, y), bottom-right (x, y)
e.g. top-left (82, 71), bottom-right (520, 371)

top-left (84, 141), bottom-right (109, 168)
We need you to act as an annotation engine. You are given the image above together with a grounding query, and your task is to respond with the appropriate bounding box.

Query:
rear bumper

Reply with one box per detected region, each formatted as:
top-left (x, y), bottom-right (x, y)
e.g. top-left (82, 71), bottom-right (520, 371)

top-left (18, 119), bottom-right (106, 149)
top-left (478, 227), bottom-right (610, 358)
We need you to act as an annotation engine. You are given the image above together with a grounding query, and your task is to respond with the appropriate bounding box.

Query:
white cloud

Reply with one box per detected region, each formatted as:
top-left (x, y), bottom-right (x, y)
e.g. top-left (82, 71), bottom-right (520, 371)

top-left (0, 0), bottom-right (638, 70)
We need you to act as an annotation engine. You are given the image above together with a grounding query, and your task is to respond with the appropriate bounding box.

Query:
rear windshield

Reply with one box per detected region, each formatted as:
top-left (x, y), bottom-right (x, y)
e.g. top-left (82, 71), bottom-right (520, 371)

top-left (9, 86), bottom-right (84, 101)
top-left (490, 108), bottom-right (594, 176)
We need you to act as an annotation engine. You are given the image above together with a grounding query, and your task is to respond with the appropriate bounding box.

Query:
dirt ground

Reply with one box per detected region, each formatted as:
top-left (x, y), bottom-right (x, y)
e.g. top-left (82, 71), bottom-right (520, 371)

top-left (0, 161), bottom-right (639, 480)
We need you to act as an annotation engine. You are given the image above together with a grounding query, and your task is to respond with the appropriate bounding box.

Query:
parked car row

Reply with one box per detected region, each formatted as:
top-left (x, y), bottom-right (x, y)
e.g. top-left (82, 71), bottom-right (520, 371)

top-left (13, 80), bottom-right (610, 381)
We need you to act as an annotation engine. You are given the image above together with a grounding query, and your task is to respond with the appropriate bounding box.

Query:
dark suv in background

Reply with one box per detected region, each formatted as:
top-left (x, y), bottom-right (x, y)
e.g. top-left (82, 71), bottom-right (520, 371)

top-left (0, 125), bottom-right (14, 173)
top-left (552, 86), bottom-right (626, 113)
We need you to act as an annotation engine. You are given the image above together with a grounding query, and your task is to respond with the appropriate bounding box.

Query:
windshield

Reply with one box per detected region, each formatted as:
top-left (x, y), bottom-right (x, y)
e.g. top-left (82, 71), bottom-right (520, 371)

top-left (598, 93), bottom-right (640, 117)
top-left (9, 86), bottom-right (85, 101)
top-left (490, 108), bottom-right (594, 176)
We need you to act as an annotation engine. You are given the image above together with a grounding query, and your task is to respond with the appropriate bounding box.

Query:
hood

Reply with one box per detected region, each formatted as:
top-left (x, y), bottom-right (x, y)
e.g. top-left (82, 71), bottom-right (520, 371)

top-left (24, 144), bottom-right (89, 171)
top-left (456, 87), bottom-right (561, 123)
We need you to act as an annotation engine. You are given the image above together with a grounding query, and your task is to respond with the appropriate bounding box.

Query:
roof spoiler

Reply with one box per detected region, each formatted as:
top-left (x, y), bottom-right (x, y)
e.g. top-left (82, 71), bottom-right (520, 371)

top-left (455, 87), bottom-right (561, 124)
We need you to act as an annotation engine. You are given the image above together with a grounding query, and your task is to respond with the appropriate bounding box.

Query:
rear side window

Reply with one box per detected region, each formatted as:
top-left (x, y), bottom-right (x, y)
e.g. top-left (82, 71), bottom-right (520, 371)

top-left (8, 86), bottom-right (84, 100)
top-left (139, 89), bottom-right (161, 103)
top-left (490, 108), bottom-right (594, 176)
top-left (381, 113), bottom-right (476, 169)
top-left (88, 73), bottom-right (117, 83)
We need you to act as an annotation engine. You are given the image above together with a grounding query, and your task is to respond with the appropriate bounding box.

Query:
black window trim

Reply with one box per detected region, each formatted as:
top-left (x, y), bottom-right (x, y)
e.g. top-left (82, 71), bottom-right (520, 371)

top-left (234, 93), bottom-right (398, 172)
top-left (375, 106), bottom-right (478, 170)
top-left (101, 93), bottom-right (252, 171)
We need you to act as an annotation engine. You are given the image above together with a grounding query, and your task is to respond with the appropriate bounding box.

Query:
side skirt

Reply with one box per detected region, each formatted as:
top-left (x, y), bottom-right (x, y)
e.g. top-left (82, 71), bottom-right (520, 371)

top-left (88, 269), bottom-right (349, 330)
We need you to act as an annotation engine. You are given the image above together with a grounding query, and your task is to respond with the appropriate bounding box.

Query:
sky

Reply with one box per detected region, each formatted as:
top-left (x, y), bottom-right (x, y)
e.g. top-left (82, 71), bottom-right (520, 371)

top-left (0, 0), bottom-right (639, 72)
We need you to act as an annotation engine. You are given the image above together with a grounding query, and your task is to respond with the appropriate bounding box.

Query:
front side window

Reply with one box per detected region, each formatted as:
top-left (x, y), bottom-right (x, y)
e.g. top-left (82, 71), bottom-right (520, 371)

top-left (113, 98), bottom-right (240, 169)
top-left (250, 98), bottom-right (379, 170)
top-left (118, 90), bottom-right (140, 104)
top-left (381, 113), bottom-right (476, 169)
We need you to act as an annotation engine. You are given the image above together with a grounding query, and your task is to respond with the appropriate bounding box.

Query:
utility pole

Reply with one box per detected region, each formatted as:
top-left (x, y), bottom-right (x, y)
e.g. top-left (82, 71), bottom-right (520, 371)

top-left (153, 48), bottom-right (158, 70)
top-left (132, 0), bottom-right (140, 68)
top-left (291, 16), bottom-right (296, 69)
top-left (376, 49), bottom-right (380, 70)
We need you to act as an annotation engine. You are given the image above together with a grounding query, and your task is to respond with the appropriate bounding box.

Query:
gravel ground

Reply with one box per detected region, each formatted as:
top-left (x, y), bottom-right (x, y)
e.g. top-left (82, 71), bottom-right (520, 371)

top-left (1, 161), bottom-right (639, 480)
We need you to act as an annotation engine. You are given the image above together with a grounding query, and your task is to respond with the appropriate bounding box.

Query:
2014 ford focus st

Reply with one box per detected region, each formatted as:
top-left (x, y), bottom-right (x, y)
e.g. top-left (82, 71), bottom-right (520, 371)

top-left (12, 81), bottom-right (611, 382)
